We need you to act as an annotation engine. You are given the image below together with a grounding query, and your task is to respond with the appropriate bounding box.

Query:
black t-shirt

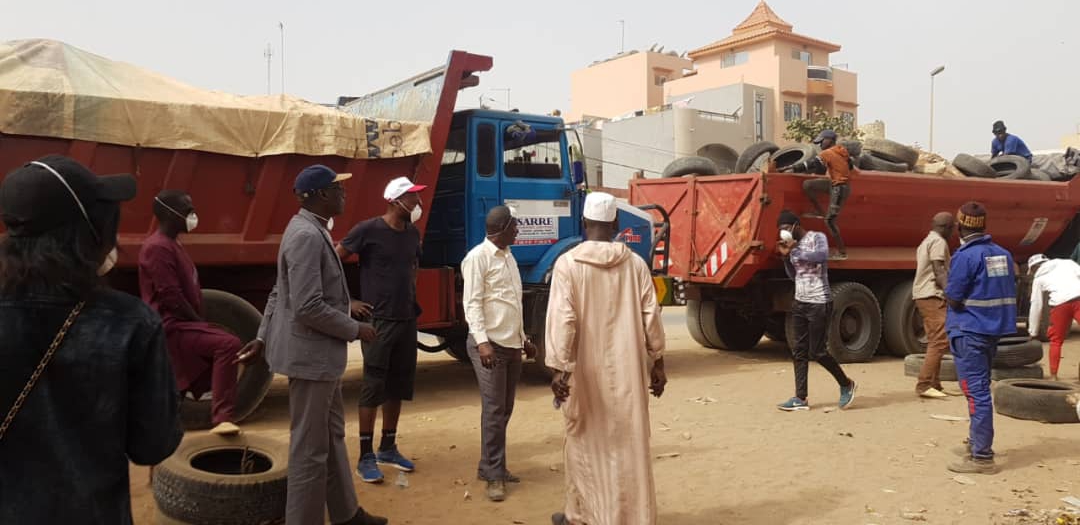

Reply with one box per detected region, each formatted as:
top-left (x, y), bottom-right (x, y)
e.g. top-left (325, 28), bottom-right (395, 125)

top-left (341, 217), bottom-right (421, 320)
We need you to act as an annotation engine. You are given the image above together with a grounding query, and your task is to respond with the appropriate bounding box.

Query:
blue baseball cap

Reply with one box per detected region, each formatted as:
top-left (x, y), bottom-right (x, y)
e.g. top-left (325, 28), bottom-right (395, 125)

top-left (294, 164), bottom-right (352, 194)
top-left (812, 129), bottom-right (837, 144)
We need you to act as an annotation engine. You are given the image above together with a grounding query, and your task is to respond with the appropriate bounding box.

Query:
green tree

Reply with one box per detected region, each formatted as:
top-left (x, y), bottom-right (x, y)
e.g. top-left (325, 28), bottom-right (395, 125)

top-left (783, 106), bottom-right (863, 143)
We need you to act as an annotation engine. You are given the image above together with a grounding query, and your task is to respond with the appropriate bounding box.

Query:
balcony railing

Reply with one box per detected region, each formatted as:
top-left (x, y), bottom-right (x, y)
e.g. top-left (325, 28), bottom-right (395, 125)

top-left (807, 66), bottom-right (833, 81)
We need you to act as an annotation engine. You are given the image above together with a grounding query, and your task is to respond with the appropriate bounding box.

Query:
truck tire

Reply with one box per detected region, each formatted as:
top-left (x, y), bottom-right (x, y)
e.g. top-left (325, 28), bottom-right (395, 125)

top-left (827, 282), bottom-right (882, 363)
top-left (764, 313), bottom-right (787, 343)
top-left (686, 299), bottom-right (722, 349)
top-left (991, 364), bottom-right (1045, 381)
top-left (992, 337), bottom-right (1043, 368)
top-left (904, 354), bottom-right (957, 382)
top-left (523, 290), bottom-right (553, 379)
top-left (772, 145), bottom-right (815, 171)
top-left (840, 140), bottom-right (863, 158)
top-left (662, 156), bottom-right (720, 178)
top-left (862, 138), bottom-right (919, 168)
top-left (988, 154), bottom-right (1032, 180)
top-left (712, 308), bottom-right (767, 351)
top-left (153, 433), bottom-right (288, 524)
top-left (994, 379), bottom-right (1080, 423)
top-left (734, 141), bottom-right (779, 173)
top-left (436, 335), bottom-right (470, 364)
top-left (181, 290), bottom-right (272, 431)
top-left (858, 153), bottom-right (908, 173)
top-left (882, 280), bottom-right (926, 356)
top-left (952, 154), bottom-right (996, 178)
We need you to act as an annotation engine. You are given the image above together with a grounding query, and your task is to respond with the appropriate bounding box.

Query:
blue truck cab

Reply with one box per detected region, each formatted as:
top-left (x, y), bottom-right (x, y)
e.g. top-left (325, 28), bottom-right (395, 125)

top-left (420, 109), bottom-right (662, 363)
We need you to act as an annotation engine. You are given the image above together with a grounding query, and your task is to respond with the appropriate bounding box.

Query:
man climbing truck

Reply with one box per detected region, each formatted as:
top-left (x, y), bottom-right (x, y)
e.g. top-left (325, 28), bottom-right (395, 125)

top-left (630, 149), bottom-right (1080, 363)
top-left (0, 39), bottom-right (673, 426)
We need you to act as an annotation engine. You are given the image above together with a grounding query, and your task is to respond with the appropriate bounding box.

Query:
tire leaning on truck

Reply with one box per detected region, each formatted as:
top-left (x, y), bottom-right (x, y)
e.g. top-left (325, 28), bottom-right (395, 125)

top-left (180, 290), bottom-right (275, 430)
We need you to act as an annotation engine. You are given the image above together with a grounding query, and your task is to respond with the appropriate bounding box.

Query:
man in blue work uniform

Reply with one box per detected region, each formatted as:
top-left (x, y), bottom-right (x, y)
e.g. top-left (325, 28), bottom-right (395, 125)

top-left (944, 201), bottom-right (1017, 475)
top-left (990, 120), bottom-right (1033, 162)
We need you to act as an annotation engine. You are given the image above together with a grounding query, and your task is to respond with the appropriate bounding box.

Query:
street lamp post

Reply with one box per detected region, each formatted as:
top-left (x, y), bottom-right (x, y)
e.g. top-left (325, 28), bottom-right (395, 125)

top-left (929, 65), bottom-right (945, 153)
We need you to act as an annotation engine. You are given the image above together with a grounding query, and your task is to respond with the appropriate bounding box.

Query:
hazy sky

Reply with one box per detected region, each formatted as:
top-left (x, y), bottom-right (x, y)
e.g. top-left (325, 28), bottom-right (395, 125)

top-left (2, 0), bottom-right (1077, 158)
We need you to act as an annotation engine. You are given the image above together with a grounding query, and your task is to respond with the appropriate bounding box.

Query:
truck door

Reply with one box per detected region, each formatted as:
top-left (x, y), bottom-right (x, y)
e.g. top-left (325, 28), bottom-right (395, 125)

top-left (498, 121), bottom-right (577, 269)
top-left (466, 119), bottom-right (501, 249)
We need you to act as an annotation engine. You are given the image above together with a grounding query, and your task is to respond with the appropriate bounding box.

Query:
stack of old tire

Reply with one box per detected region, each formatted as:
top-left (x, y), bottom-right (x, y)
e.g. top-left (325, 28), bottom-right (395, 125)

top-left (858, 138), bottom-right (920, 173)
top-left (902, 334), bottom-right (1045, 381)
top-left (952, 153), bottom-right (1059, 181)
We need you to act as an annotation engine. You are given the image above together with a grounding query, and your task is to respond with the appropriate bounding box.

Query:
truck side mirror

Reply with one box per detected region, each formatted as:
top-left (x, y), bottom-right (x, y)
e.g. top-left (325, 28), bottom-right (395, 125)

top-left (572, 161), bottom-right (585, 185)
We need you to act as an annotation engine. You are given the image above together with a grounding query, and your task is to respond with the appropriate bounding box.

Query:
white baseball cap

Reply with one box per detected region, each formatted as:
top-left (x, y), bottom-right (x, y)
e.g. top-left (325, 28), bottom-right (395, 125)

top-left (1027, 254), bottom-right (1049, 274)
top-left (383, 176), bottom-right (427, 202)
top-left (583, 192), bottom-right (617, 222)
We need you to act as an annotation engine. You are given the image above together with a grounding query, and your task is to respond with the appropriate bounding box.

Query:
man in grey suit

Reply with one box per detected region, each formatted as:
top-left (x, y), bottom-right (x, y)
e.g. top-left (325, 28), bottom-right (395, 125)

top-left (238, 165), bottom-right (387, 525)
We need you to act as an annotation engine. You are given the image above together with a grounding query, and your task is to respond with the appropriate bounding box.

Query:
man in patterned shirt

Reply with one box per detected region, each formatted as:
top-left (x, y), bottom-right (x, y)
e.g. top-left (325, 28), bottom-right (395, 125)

top-left (776, 210), bottom-right (857, 411)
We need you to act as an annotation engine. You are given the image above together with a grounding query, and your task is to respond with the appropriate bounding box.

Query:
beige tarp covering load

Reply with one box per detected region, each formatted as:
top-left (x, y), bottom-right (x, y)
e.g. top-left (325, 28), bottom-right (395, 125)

top-left (0, 39), bottom-right (432, 159)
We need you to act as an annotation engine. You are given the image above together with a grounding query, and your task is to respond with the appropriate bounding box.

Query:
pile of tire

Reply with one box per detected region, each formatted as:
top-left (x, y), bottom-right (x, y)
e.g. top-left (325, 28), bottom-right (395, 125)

top-left (994, 379), bottom-right (1080, 423)
top-left (902, 335), bottom-right (1045, 382)
top-left (951, 153), bottom-right (1054, 181)
top-left (858, 138), bottom-right (918, 173)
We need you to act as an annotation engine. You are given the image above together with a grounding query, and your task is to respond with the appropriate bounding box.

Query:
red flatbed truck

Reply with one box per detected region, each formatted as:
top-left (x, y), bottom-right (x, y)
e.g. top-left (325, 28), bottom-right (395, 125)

top-left (629, 169), bottom-right (1080, 361)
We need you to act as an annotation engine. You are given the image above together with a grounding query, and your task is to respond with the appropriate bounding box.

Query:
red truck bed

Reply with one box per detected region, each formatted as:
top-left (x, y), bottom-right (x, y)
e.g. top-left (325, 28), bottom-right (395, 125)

top-left (631, 170), bottom-right (1080, 287)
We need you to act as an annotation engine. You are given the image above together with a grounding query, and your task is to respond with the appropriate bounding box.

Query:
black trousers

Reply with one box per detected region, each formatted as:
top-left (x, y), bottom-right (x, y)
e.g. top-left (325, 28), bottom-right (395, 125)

top-left (790, 300), bottom-right (851, 400)
top-left (803, 179), bottom-right (850, 252)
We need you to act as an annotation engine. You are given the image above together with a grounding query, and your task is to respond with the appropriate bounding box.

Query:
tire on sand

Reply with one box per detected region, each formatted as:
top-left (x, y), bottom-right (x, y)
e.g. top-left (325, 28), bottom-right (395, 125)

top-left (903, 355), bottom-right (1044, 382)
top-left (154, 433), bottom-right (288, 524)
top-left (826, 282), bottom-right (882, 363)
top-left (764, 313), bottom-right (787, 343)
top-left (862, 138), bottom-right (919, 168)
top-left (994, 379), bottom-right (1080, 423)
top-left (662, 156), bottom-right (720, 178)
top-left (734, 141), bottom-right (779, 173)
top-left (988, 154), bottom-right (1032, 180)
top-left (952, 154), bottom-right (996, 178)
top-left (181, 290), bottom-right (272, 431)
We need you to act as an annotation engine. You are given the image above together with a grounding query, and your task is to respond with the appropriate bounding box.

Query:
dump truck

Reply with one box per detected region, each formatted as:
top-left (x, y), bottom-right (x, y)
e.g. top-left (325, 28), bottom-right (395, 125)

top-left (0, 39), bottom-right (667, 427)
top-left (629, 167), bottom-right (1080, 362)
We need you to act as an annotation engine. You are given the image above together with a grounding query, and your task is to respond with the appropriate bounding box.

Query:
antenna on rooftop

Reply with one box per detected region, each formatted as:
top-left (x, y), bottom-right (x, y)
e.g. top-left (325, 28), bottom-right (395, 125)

top-left (263, 43), bottom-right (273, 95)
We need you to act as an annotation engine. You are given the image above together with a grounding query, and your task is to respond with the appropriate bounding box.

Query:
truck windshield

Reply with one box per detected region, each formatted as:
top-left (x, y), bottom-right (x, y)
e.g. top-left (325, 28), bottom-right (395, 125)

top-left (504, 126), bottom-right (563, 179)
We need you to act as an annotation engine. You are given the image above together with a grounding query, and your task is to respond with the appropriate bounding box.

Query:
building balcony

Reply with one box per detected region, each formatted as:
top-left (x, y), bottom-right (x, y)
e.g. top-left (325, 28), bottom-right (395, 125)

top-left (806, 66), bottom-right (835, 96)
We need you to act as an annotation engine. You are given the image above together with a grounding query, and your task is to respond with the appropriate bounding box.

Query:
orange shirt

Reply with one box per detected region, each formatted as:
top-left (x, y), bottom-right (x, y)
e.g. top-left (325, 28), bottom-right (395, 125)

top-left (819, 144), bottom-right (856, 186)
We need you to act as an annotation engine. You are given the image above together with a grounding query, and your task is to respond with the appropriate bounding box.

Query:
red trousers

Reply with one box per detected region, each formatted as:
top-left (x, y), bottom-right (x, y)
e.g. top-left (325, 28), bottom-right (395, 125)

top-left (1049, 299), bottom-right (1080, 376)
top-left (166, 321), bottom-right (241, 424)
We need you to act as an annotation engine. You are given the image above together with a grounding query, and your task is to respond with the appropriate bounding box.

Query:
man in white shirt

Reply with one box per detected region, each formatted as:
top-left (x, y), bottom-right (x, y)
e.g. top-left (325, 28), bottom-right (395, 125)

top-left (462, 205), bottom-right (537, 502)
top-left (1027, 254), bottom-right (1080, 381)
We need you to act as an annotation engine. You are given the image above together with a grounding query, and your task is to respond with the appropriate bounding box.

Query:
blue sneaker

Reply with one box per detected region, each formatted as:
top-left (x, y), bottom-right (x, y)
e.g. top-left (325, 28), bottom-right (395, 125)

top-left (376, 446), bottom-right (415, 472)
top-left (777, 397), bottom-right (809, 411)
top-left (357, 453), bottom-right (384, 483)
top-left (839, 380), bottom-right (857, 410)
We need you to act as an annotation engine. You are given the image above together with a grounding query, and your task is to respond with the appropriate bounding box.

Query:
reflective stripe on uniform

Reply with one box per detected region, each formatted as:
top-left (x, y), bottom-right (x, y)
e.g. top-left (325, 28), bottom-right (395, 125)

top-left (963, 297), bottom-right (1016, 308)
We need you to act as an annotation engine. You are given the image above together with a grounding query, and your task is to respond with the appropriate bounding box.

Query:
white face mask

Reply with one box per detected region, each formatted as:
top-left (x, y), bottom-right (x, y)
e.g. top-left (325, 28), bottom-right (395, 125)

top-left (397, 200), bottom-right (422, 223)
top-left (779, 229), bottom-right (794, 242)
top-left (97, 247), bottom-right (118, 276)
top-left (326, 217), bottom-right (335, 232)
top-left (156, 197), bottom-right (198, 233)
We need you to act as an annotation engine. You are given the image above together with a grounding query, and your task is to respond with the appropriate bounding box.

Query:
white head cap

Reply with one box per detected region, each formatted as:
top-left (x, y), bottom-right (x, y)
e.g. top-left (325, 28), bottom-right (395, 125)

top-left (383, 176), bottom-right (427, 202)
top-left (1027, 253), bottom-right (1049, 274)
top-left (583, 192), bottom-right (617, 222)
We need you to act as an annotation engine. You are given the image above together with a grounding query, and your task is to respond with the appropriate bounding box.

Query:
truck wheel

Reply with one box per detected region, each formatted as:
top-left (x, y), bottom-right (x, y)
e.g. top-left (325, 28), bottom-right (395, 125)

top-left (437, 336), bottom-right (471, 364)
top-left (181, 290), bottom-right (273, 431)
top-left (952, 154), bottom-right (996, 178)
top-left (826, 282), bottom-right (882, 363)
top-left (994, 379), bottom-right (1080, 423)
top-left (903, 354), bottom-right (958, 382)
top-left (524, 290), bottom-right (553, 379)
top-left (734, 141), bottom-right (779, 173)
top-left (153, 433), bottom-right (288, 524)
top-left (662, 156), bottom-right (720, 178)
top-left (764, 313), bottom-right (787, 343)
top-left (992, 337), bottom-right (1043, 368)
top-left (882, 280), bottom-right (927, 357)
top-left (686, 299), bottom-right (721, 349)
top-left (858, 153), bottom-right (908, 173)
top-left (711, 307), bottom-right (766, 351)
top-left (988, 154), bottom-right (1032, 180)
top-left (772, 145), bottom-right (815, 171)
top-left (862, 138), bottom-right (919, 168)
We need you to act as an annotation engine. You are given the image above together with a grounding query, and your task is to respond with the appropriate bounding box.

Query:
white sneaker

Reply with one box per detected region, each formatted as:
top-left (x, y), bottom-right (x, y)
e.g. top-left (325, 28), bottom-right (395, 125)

top-left (210, 422), bottom-right (241, 436)
top-left (919, 387), bottom-right (948, 399)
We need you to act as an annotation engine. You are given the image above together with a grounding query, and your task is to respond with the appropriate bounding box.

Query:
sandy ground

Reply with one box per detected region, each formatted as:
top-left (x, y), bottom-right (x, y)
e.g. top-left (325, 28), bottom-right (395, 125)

top-left (131, 308), bottom-right (1080, 525)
